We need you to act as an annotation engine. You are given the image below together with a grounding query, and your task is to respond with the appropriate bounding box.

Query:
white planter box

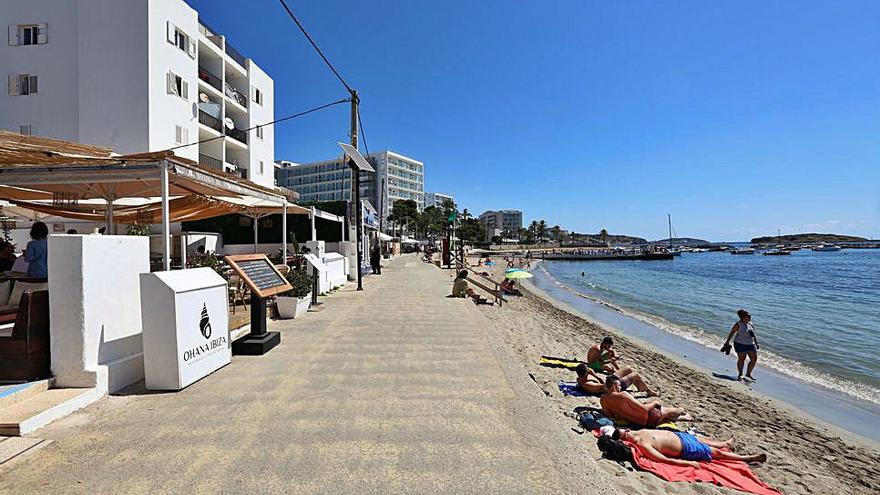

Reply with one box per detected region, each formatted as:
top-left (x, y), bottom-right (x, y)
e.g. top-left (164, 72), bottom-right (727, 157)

top-left (276, 293), bottom-right (311, 319)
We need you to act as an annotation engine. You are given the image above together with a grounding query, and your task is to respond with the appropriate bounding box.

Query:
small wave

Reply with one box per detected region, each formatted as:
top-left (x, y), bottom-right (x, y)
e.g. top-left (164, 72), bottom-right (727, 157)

top-left (536, 265), bottom-right (880, 405)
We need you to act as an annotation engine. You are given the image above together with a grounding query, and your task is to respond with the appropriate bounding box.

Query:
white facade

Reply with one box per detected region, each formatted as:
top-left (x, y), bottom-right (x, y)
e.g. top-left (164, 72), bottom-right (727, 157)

top-left (1, 0), bottom-right (276, 187)
top-left (425, 192), bottom-right (454, 209)
top-left (276, 150), bottom-right (425, 223)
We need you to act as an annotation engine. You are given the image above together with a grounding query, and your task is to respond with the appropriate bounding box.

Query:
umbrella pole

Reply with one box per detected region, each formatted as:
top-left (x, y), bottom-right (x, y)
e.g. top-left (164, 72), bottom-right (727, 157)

top-left (253, 214), bottom-right (258, 254)
top-left (161, 161), bottom-right (171, 271)
top-left (282, 201), bottom-right (288, 263)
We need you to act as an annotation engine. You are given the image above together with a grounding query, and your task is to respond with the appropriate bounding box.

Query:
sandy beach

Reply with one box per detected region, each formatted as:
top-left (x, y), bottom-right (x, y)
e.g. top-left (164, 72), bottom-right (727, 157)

top-left (469, 258), bottom-right (880, 495)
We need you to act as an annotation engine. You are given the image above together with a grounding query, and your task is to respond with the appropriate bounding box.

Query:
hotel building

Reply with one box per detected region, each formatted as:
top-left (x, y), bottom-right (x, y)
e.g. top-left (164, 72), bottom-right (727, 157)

top-left (479, 210), bottom-right (523, 233)
top-left (425, 192), bottom-right (455, 209)
top-left (276, 150), bottom-right (424, 223)
top-left (1, 0), bottom-right (276, 188)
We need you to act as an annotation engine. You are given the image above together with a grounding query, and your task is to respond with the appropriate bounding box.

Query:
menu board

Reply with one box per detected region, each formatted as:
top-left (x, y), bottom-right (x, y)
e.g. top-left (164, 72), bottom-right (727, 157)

top-left (224, 254), bottom-right (292, 299)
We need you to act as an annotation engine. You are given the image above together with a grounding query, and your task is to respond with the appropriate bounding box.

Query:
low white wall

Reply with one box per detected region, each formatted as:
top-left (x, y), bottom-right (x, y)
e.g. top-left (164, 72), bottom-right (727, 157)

top-left (324, 253), bottom-right (347, 291)
top-left (223, 243), bottom-right (285, 256)
top-left (48, 235), bottom-right (149, 393)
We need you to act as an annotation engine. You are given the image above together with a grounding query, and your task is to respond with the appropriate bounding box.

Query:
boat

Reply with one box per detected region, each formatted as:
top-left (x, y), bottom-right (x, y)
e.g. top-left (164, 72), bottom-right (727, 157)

top-left (812, 245), bottom-right (841, 252)
top-left (763, 248), bottom-right (790, 256)
top-left (730, 247), bottom-right (756, 255)
top-left (666, 214), bottom-right (683, 256)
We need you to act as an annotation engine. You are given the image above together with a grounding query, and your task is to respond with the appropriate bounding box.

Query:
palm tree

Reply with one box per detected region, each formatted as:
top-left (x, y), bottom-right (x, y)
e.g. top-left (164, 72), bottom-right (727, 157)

top-left (599, 228), bottom-right (609, 246)
top-left (460, 208), bottom-right (472, 220)
top-left (537, 220), bottom-right (548, 243)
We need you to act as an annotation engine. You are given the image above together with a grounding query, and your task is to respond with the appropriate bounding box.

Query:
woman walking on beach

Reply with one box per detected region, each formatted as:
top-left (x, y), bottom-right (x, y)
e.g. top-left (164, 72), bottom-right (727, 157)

top-left (723, 309), bottom-right (760, 381)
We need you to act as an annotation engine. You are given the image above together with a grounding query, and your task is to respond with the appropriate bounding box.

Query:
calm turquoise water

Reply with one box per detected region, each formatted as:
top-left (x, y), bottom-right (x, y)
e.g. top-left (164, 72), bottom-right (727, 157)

top-left (543, 249), bottom-right (880, 404)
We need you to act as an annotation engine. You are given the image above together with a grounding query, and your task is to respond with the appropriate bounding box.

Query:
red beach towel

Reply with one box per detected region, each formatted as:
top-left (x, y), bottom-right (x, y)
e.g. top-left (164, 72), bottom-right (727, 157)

top-left (625, 440), bottom-right (781, 495)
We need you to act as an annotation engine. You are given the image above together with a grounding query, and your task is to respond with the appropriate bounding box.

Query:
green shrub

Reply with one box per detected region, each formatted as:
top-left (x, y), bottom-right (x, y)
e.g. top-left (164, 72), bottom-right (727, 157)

top-left (284, 267), bottom-right (315, 298)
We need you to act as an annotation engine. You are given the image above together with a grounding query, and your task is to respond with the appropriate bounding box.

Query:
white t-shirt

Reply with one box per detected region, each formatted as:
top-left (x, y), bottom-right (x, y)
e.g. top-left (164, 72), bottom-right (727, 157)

top-left (734, 321), bottom-right (754, 345)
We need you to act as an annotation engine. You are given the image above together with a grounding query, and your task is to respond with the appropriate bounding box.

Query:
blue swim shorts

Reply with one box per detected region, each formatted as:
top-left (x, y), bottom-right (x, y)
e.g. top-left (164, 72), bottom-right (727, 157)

top-left (733, 342), bottom-right (756, 354)
top-left (674, 432), bottom-right (713, 462)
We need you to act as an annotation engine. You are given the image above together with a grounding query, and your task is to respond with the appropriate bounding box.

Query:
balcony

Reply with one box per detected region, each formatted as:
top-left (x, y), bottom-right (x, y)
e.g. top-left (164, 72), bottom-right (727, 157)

top-left (198, 66), bottom-right (222, 92)
top-left (198, 110), bottom-right (222, 132)
top-left (198, 153), bottom-right (222, 170)
top-left (225, 126), bottom-right (247, 145)
top-left (225, 41), bottom-right (247, 68)
top-left (224, 83), bottom-right (247, 108)
top-left (198, 20), bottom-right (223, 49)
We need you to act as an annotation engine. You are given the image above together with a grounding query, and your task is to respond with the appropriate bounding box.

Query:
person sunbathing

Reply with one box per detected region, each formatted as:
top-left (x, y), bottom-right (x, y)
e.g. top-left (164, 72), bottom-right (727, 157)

top-left (575, 363), bottom-right (659, 397)
top-left (600, 375), bottom-right (692, 427)
top-left (612, 428), bottom-right (767, 468)
top-left (500, 278), bottom-right (522, 296)
top-left (587, 336), bottom-right (620, 373)
top-left (451, 270), bottom-right (494, 305)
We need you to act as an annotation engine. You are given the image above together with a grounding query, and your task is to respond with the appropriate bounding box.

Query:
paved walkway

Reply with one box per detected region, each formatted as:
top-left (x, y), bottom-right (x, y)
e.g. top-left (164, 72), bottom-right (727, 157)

top-left (0, 256), bottom-right (576, 494)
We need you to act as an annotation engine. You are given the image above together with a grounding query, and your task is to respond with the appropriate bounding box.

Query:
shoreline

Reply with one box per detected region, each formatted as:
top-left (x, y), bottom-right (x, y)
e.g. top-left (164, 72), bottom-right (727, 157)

top-left (470, 259), bottom-right (880, 494)
top-left (531, 260), bottom-right (880, 446)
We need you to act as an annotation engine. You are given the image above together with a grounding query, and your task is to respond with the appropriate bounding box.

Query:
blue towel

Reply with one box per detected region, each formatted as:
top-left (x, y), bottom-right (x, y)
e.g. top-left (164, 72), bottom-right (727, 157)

top-left (558, 381), bottom-right (587, 397)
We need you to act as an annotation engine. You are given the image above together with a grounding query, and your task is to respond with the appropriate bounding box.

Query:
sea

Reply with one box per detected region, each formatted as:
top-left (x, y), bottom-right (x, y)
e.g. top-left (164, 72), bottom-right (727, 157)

top-left (534, 248), bottom-right (880, 440)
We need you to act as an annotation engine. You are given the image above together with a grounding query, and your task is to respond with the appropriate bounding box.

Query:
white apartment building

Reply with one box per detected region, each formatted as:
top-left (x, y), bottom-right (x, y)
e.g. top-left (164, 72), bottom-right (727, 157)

top-left (276, 150), bottom-right (424, 223)
top-left (2, 0), bottom-right (275, 188)
top-left (425, 192), bottom-right (454, 209)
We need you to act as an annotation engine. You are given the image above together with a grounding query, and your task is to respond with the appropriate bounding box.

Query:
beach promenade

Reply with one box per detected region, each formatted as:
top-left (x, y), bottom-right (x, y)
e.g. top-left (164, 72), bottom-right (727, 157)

top-left (0, 255), bottom-right (609, 495)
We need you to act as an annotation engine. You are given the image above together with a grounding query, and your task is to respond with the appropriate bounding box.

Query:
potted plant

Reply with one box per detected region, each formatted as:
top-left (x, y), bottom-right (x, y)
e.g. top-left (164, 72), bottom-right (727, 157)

top-left (275, 267), bottom-right (314, 319)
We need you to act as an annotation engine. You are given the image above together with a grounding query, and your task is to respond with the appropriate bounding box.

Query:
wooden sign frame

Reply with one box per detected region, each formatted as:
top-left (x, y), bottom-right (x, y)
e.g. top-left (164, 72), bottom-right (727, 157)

top-left (224, 254), bottom-right (292, 299)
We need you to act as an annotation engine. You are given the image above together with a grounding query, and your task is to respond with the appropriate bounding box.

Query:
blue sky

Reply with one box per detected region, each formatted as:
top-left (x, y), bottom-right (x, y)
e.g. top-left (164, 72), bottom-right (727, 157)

top-left (191, 1), bottom-right (880, 241)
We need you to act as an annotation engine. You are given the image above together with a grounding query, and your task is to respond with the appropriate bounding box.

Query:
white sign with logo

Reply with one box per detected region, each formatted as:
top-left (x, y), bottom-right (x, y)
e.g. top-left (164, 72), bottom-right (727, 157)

top-left (140, 267), bottom-right (231, 390)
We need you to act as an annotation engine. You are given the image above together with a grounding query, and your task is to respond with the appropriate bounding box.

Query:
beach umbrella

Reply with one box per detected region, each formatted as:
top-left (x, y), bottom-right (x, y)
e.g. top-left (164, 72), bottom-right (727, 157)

top-left (505, 271), bottom-right (533, 280)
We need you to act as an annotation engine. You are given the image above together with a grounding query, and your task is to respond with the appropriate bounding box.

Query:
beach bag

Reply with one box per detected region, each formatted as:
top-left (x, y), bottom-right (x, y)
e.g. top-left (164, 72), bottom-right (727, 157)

top-left (578, 410), bottom-right (613, 430)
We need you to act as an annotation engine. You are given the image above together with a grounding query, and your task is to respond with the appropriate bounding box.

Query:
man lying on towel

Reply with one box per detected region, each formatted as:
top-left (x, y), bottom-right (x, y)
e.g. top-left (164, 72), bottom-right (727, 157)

top-left (575, 363), bottom-right (659, 397)
top-left (600, 375), bottom-right (693, 427)
top-left (610, 428), bottom-right (767, 468)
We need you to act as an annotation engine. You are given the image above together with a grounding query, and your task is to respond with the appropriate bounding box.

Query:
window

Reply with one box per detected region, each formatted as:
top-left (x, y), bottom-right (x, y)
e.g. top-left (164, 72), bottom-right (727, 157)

top-left (166, 21), bottom-right (195, 58)
top-left (166, 71), bottom-right (188, 100)
top-left (174, 125), bottom-right (189, 145)
top-left (256, 126), bottom-right (263, 140)
top-left (252, 87), bottom-right (263, 105)
top-left (259, 161), bottom-right (264, 174)
top-left (8, 74), bottom-right (38, 95)
top-left (19, 124), bottom-right (33, 136)
top-left (8, 23), bottom-right (47, 46)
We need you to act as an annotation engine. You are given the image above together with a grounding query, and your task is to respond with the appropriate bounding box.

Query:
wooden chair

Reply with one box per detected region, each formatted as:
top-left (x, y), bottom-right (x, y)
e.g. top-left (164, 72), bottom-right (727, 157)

top-left (228, 275), bottom-right (248, 314)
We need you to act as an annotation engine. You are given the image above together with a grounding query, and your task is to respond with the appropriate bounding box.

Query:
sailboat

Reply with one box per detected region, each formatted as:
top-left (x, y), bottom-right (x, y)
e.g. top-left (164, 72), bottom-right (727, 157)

top-left (667, 214), bottom-right (683, 256)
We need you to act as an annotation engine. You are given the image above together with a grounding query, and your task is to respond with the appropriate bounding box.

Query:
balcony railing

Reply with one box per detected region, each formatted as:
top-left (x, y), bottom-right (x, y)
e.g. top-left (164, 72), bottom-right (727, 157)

top-left (198, 153), bottom-right (222, 170)
top-left (198, 19), bottom-right (223, 49)
top-left (225, 41), bottom-right (247, 68)
top-left (198, 110), bottom-right (222, 132)
top-left (225, 126), bottom-right (248, 145)
top-left (224, 83), bottom-right (248, 108)
top-left (198, 66), bottom-right (222, 92)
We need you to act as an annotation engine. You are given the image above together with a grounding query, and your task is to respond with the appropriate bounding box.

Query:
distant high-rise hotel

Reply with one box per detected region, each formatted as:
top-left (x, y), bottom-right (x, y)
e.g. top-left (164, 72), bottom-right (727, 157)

top-left (479, 210), bottom-right (523, 233)
top-left (425, 192), bottom-right (455, 209)
top-left (276, 150), bottom-right (424, 223)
